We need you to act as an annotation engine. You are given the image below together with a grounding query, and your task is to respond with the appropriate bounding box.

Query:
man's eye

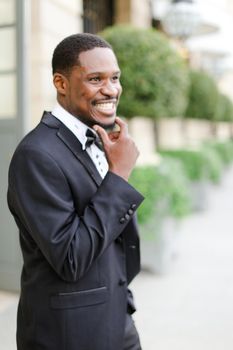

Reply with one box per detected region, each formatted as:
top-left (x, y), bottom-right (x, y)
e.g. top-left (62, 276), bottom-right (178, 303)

top-left (112, 76), bottom-right (119, 81)
top-left (89, 77), bottom-right (100, 82)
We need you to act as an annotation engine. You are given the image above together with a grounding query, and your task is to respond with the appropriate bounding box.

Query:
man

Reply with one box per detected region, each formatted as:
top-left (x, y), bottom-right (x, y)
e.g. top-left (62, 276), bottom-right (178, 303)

top-left (8, 33), bottom-right (144, 350)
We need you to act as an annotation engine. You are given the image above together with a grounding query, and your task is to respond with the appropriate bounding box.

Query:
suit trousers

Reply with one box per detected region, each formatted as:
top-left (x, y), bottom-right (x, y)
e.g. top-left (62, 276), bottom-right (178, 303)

top-left (123, 314), bottom-right (142, 350)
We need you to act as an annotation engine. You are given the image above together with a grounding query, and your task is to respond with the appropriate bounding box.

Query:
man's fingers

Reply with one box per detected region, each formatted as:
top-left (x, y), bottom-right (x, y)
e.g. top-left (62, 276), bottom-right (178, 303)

top-left (108, 131), bottom-right (120, 141)
top-left (93, 125), bottom-right (111, 146)
top-left (114, 117), bottom-right (128, 137)
top-left (93, 117), bottom-right (128, 146)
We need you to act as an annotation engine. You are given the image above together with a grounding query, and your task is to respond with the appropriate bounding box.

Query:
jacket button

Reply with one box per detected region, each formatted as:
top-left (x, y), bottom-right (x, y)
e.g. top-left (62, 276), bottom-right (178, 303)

top-left (128, 209), bottom-right (134, 215)
top-left (131, 204), bottom-right (137, 209)
top-left (119, 218), bottom-right (125, 224)
top-left (119, 279), bottom-right (126, 286)
top-left (124, 214), bottom-right (130, 220)
top-left (129, 245), bottom-right (136, 249)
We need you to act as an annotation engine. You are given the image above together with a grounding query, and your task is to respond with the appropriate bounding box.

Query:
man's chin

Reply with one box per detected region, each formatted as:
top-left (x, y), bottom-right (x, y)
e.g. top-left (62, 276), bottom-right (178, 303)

top-left (93, 116), bottom-right (116, 131)
top-left (75, 113), bottom-right (116, 131)
top-left (99, 122), bottom-right (116, 131)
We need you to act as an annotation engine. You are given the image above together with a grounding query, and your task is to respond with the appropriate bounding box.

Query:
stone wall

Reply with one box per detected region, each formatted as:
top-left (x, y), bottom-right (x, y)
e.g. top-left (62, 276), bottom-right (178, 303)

top-left (128, 117), bottom-right (160, 166)
top-left (115, 0), bottom-right (151, 28)
top-left (29, 0), bottom-right (83, 129)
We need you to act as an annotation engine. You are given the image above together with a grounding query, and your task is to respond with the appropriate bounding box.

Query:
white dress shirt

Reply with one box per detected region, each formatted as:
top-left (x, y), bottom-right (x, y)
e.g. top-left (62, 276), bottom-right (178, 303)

top-left (52, 104), bottom-right (109, 178)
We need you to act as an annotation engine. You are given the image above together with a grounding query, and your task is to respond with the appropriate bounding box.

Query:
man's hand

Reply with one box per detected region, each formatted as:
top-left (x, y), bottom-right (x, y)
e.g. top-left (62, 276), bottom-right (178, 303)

top-left (93, 117), bottom-right (139, 181)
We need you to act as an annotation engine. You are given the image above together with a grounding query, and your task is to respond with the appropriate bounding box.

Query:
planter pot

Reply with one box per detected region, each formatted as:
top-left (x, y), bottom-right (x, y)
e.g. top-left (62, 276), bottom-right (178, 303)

top-left (139, 205), bottom-right (180, 274)
top-left (189, 180), bottom-right (210, 211)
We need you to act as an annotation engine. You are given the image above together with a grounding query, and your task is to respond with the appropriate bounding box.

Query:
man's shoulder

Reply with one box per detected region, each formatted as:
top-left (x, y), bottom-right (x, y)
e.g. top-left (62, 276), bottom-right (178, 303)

top-left (10, 113), bottom-right (62, 162)
top-left (41, 111), bottom-right (62, 129)
top-left (20, 112), bottom-right (60, 144)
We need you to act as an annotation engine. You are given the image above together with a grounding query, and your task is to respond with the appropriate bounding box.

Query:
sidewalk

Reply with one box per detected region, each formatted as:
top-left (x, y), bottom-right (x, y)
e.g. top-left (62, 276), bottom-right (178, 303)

top-left (0, 291), bottom-right (18, 350)
top-left (132, 166), bottom-right (233, 350)
top-left (1, 167), bottom-right (233, 350)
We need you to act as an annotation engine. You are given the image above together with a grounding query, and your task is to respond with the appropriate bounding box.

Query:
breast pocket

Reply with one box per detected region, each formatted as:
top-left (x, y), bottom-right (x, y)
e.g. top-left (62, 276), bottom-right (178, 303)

top-left (50, 286), bottom-right (108, 309)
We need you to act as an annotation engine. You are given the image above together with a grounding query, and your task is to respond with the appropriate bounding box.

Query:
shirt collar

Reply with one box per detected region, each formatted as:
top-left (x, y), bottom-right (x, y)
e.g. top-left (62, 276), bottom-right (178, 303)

top-left (52, 103), bottom-right (94, 150)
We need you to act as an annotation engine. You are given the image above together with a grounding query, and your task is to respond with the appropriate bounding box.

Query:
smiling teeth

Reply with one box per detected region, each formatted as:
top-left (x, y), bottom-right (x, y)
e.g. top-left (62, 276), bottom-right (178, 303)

top-left (95, 103), bottom-right (114, 110)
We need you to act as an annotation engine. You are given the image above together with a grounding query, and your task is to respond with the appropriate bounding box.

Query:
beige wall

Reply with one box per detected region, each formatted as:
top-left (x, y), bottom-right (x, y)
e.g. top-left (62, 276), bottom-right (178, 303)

top-left (155, 117), bottom-right (226, 150)
top-left (156, 118), bottom-right (186, 149)
top-left (115, 0), bottom-right (151, 28)
top-left (129, 117), bottom-right (160, 166)
top-left (215, 121), bottom-right (232, 140)
top-left (182, 119), bottom-right (213, 147)
top-left (28, 0), bottom-right (83, 130)
top-left (218, 71), bottom-right (233, 101)
top-left (131, 0), bottom-right (151, 28)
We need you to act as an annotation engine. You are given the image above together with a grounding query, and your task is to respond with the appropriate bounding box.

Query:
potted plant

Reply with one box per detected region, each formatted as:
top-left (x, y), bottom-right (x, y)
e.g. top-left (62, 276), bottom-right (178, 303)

top-left (184, 69), bottom-right (219, 144)
top-left (159, 147), bottom-right (223, 210)
top-left (129, 158), bottom-right (191, 274)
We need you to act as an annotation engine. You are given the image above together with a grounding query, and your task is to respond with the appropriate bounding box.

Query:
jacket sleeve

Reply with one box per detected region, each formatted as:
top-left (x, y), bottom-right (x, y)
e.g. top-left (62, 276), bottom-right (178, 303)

top-left (8, 146), bottom-right (144, 282)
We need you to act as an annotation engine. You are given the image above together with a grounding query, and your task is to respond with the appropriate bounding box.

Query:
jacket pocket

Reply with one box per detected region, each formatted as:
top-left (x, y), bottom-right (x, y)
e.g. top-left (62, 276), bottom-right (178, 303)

top-left (50, 286), bottom-right (108, 309)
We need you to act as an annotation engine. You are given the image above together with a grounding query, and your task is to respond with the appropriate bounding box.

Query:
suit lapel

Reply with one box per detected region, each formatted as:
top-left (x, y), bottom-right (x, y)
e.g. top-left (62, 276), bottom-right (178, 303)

top-left (41, 112), bottom-right (103, 187)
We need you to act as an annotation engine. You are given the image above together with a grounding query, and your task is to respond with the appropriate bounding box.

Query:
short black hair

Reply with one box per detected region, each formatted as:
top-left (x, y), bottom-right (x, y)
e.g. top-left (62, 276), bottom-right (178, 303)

top-left (52, 33), bottom-right (112, 75)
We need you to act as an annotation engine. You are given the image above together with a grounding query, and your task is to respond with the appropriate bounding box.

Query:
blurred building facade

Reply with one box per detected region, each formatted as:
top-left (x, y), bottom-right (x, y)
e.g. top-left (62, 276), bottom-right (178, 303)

top-left (152, 0), bottom-right (233, 98)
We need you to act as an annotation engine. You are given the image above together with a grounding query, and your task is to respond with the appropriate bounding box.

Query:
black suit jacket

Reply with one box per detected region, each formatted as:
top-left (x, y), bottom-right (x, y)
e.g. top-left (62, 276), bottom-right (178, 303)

top-left (7, 112), bottom-right (144, 350)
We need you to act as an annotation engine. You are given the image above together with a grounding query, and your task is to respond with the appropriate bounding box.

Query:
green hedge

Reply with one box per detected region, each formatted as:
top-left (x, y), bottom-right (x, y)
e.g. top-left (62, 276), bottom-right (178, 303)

top-left (159, 149), bottom-right (206, 181)
top-left (199, 145), bottom-right (223, 183)
top-left (129, 159), bottom-right (191, 225)
top-left (130, 140), bottom-right (233, 225)
top-left (159, 148), bottom-right (222, 183)
top-left (100, 25), bottom-right (189, 119)
top-left (204, 140), bottom-right (233, 166)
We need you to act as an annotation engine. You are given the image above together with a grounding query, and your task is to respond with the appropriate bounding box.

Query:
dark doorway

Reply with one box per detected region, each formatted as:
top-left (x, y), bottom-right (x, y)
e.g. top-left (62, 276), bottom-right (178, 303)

top-left (83, 0), bottom-right (114, 34)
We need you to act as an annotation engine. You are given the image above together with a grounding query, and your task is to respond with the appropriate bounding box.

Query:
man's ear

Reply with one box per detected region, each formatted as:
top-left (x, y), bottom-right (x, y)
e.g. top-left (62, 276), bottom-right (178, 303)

top-left (53, 73), bottom-right (68, 95)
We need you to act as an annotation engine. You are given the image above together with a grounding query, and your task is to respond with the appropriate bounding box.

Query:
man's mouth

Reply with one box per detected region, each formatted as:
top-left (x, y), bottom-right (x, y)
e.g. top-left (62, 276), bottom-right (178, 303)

top-left (93, 100), bottom-right (117, 113)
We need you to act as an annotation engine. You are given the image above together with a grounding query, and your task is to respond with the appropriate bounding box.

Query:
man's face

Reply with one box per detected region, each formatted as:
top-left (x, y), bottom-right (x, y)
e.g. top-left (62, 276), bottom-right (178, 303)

top-left (55, 47), bottom-right (122, 129)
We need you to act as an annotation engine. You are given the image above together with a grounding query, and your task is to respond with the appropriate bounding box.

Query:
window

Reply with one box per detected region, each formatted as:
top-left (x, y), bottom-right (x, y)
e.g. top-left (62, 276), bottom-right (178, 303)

top-left (0, 0), bottom-right (16, 119)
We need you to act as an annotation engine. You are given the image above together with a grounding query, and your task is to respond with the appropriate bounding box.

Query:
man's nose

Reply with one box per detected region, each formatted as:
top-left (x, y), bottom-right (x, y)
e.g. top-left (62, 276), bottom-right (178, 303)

top-left (100, 81), bottom-right (119, 97)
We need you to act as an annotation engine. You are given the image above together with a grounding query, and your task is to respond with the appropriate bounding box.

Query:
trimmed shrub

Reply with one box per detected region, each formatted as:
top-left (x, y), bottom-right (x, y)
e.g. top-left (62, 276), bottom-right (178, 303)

top-left (215, 93), bottom-right (233, 122)
top-left (159, 149), bottom-right (206, 181)
top-left (100, 25), bottom-right (189, 119)
top-left (159, 147), bottom-right (223, 184)
top-left (159, 158), bottom-right (192, 218)
top-left (129, 159), bottom-right (191, 225)
top-left (199, 145), bottom-right (223, 183)
top-left (204, 140), bottom-right (233, 166)
top-left (185, 69), bottom-right (219, 121)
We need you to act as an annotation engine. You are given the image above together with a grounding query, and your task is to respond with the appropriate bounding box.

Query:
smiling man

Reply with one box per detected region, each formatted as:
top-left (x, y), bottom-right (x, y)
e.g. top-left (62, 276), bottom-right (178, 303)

top-left (7, 33), bottom-right (144, 350)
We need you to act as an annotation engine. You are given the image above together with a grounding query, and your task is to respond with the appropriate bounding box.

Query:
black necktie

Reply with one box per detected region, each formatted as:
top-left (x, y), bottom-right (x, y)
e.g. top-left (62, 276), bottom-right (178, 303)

top-left (85, 129), bottom-right (103, 151)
